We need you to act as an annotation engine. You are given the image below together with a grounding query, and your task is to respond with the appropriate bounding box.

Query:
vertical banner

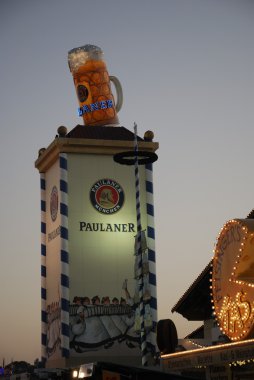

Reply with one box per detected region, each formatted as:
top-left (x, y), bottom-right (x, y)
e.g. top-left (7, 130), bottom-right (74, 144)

top-left (67, 151), bottom-right (146, 361)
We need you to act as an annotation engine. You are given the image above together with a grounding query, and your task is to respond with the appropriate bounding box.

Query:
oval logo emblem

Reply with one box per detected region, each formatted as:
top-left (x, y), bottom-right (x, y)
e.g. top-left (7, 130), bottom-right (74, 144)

top-left (90, 179), bottom-right (124, 214)
top-left (77, 84), bottom-right (89, 103)
top-left (50, 186), bottom-right (58, 222)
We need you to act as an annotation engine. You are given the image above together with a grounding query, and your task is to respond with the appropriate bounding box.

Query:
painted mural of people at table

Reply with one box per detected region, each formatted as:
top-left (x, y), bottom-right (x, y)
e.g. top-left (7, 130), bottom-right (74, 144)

top-left (120, 280), bottom-right (136, 329)
top-left (46, 301), bottom-right (61, 356)
top-left (119, 280), bottom-right (140, 349)
top-left (100, 296), bottom-right (121, 345)
top-left (73, 296), bottom-right (82, 305)
top-left (75, 312), bottom-right (110, 347)
top-left (111, 298), bottom-right (130, 336)
top-left (72, 304), bottom-right (86, 336)
top-left (77, 305), bottom-right (85, 321)
top-left (111, 297), bottom-right (119, 305)
top-left (82, 296), bottom-right (91, 305)
top-left (101, 296), bottom-right (110, 305)
top-left (70, 281), bottom-right (141, 353)
top-left (120, 297), bottom-right (126, 305)
top-left (72, 294), bottom-right (110, 344)
top-left (92, 295), bottom-right (100, 305)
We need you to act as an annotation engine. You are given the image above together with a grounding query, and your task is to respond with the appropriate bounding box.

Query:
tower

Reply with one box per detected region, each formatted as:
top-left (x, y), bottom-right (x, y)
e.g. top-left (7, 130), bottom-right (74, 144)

top-left (35, 124), bottom-right (159, 368)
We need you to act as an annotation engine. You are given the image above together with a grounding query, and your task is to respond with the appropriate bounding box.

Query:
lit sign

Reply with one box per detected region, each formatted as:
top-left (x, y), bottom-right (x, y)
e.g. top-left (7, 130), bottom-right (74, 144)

top-left (161, 338), bottom-right (254, 370)
top-left (212, 219), bottom-right (254, 341)
top-left (78, 99), bottom-right (113, 117)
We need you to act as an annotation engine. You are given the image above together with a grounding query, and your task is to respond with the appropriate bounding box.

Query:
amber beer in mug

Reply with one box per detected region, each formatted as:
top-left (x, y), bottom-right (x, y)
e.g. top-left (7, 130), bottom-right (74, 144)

top-left (68, 45), bottom-right (123, 127)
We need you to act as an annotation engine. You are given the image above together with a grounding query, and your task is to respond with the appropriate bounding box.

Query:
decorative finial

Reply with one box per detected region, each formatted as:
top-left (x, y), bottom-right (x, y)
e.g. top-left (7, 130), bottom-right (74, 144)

top-left (144, 130), bottom-right (154, 141)
top-left (57, 126), bottom-right (68, 137)
top-left (38, 148), bottom-right (46, 157)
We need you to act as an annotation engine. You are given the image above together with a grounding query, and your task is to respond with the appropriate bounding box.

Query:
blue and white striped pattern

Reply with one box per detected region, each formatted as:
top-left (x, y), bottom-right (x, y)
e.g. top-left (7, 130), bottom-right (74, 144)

top-left (134, 123), bottom-right (148, 366)
top-left (59, 153), bottom-right (70, 358)
top-left (145, 162), bottom-right (158, 355)
top-left (40, 173), bottom-right (47, 362)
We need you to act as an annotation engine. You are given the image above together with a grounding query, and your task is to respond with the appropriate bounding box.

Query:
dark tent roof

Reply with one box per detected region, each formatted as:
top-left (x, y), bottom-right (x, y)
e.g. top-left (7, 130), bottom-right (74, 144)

top-left (184, 325), bottom-right (204, 339)
top-left (67, 125), bottom-right (144, 141)
top-left (171, 261), bottom-right (213, 321)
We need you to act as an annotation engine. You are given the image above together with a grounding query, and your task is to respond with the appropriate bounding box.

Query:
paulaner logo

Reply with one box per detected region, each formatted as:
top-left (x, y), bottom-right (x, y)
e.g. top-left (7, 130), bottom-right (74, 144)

top-left (90, 179), bottom-right (124, 214)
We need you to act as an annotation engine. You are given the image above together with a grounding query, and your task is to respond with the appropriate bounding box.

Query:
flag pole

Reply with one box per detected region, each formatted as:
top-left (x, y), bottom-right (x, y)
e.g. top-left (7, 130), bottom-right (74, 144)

top-left (133, 122), bottom-right (148, 366)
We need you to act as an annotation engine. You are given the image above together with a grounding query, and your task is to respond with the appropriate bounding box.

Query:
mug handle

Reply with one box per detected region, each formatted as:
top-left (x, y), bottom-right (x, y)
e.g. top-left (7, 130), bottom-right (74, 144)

top-left (110, 75), bottom-right (123, 112)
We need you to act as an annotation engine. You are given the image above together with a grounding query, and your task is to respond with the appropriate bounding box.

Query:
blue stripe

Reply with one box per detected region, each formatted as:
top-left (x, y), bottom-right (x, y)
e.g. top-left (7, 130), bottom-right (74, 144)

top-left (40, 178), bottom-right (46, 190)
top-left (146, 180), bottom-right (153, 193)
top-left (41, 333), bottom-right (47, 346)
top-left (147, 341), bottom-right (156, 352)
top-left (147, 226), bottom-right (155, 239)
top-left (61, 274), bottom-right (69, 288)
top-left (61, 250), bottom-right (69, 263)
top-left (41, 222), bottom-right (46, 234)
top-left (150, 296), bottom-right (157, 310)
top-left (61, 298), bottom-right (69, 312)
top-left (148, 249), bottom-right (155, 262)
top-left (145, 163), bottom-right (152, 171)
top-left (41, 310), bottom-right (47, 323)
top-left (41, 244), bottom-right (46, 256)
top-left (41, 265), bottom-right (46, 277)
top-left (61, 322), bottom-right (70, 337)
top-left (60, 203), bottom-right (68, 216)
top-left (41, 200), bottom-right (46, 212)
top-left (41, 287), bottom-right (46, 300)
top-left (60, 156), bottom-right (67, 170)
top-left (152, 321), bottom-right (157, 331)
top-left (62, 347), bottom-right (70, 358)
top-left (149, 272), bottom-right (156, 286)
top-left (61, 226), bottom-right (68, 240)
top-left (147, 203), bottom-right (154, 216)
top-left (60, 179), bottom-right (68, 193)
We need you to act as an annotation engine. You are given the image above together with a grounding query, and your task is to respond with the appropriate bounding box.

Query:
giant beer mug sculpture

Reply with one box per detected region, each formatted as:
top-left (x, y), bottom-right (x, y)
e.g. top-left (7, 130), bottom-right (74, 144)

top-left (68, 45), bottom-right (123, 126)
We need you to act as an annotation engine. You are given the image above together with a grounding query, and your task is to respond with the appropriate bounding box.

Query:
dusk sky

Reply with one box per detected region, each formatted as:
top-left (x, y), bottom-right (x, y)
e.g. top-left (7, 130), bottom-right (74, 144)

top-left (1, 0), bottom-right (254, 364)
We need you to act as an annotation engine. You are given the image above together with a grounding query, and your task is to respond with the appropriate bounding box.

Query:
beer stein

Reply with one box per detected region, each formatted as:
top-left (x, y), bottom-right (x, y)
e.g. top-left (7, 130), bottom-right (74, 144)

top-left (68, 44), bottom-right (123, 126)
